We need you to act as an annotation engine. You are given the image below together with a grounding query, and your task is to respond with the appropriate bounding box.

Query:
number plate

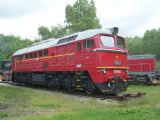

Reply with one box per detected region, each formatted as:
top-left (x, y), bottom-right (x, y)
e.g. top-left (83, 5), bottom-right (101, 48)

top-left (113, 70), bottom-right (121, 74)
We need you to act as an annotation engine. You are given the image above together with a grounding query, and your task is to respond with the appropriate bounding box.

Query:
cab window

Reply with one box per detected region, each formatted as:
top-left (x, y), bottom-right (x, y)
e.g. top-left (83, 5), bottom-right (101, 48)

top-left (117, 37), bottom-right (125, 49)
top-left (84, 40), bottom-right (94, 49)
top-left (100, 36), bottom-right (115, 47)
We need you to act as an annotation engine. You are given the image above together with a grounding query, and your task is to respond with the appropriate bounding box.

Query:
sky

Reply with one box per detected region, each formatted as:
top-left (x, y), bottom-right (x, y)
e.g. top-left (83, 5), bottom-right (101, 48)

top-left (0, 0), bottom-right (160, 40)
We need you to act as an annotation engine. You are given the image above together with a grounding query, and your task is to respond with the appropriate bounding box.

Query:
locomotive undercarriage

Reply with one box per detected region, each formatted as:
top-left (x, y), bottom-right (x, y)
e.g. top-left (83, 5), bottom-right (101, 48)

top-left (12, 71), bottom-right (98, 94)
top-left (12, 71), bottom-right (127, 94)
top-left (128, 72), bottom-right (159, 84)
top-left (95, 77), bottom-right (128, 94)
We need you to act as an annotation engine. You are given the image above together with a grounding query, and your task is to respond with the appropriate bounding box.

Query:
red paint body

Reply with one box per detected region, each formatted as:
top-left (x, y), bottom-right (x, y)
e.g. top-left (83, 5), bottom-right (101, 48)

top-left (128, 55), bottom-right (159, 84)
top-left (128, 55), bottom-right (157, 73)
top-left (12, 30), bottom-right (128, 93)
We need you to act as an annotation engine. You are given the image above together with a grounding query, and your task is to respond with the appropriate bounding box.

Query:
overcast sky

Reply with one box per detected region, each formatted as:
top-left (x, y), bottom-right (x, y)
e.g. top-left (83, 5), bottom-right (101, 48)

top-left (0, 0), bottom-right (160, 39)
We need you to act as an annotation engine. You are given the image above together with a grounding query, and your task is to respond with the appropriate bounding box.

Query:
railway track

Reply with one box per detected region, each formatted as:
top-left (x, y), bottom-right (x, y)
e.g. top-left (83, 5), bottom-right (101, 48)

top-left (62, 90), bottom-right (146, 101)
top-left (1, 81), bottom-right (145, 101)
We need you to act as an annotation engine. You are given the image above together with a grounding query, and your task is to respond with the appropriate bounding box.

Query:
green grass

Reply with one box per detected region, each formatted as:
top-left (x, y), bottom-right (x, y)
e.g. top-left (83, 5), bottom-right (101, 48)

top-left (1, 85), bottom-right (160, 120)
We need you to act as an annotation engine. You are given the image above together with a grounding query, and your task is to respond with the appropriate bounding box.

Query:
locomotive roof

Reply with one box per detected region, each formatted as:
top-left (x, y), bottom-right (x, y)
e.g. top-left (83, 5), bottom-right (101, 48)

top-left (13, 29), bottom-right (112, 56)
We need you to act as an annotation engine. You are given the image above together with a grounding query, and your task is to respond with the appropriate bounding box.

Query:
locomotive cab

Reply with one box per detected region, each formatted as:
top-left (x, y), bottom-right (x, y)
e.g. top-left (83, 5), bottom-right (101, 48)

top-left (91, 33), bottom-right (128, 93)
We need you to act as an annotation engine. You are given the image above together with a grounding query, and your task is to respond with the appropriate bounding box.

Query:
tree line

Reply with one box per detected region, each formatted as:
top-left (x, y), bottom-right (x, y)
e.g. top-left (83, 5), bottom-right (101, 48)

top-left (0, 0), bottom-right (160, 60)
top-left (126, 28), bottom-right (160, 60)
top-left (37, 0), bottom-right (101, 41)
top-left (0, 34), bottom-right (33, 60)
top-left (0, 0), bottom-right (100, 60)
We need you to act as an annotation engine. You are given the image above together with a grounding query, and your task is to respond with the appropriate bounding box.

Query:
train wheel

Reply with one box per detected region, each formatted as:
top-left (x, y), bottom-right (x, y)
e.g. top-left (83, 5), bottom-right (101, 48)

top-left (83, 80), bottom-right (95, 94)
top-left (63, 77), bottom-right (75, 91)
top-left (46, 79), bottom-right (52, 89)
top-left (51, 77), bottom-right (60, 90)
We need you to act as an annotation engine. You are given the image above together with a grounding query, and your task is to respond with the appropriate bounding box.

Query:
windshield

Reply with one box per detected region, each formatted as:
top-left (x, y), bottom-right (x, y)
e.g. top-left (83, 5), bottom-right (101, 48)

top-left (100, 36), bottom-right (115, 47)
top-left (117, 37), bottom-right (125, 49)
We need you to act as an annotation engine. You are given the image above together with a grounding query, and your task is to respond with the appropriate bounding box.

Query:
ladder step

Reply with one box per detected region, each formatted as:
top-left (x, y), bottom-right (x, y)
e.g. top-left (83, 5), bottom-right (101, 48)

top-left (75, 88), bottom-right (83, 90)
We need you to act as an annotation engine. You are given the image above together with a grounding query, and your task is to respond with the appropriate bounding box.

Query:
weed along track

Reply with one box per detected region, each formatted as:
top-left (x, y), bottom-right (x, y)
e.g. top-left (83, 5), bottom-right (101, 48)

top-left (61, 90), bottom-right (146, 101)
top-left (1, 82), bottom-right (160, 120)
top-left (114, 92), bottom-right (146, 101)
top-left (1, 81), bottom-right (146, 102)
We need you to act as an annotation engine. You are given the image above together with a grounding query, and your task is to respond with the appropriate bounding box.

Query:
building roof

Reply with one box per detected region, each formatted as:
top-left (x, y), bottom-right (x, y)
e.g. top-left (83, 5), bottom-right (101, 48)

top-left (13, 29), bottom-right (112, 56)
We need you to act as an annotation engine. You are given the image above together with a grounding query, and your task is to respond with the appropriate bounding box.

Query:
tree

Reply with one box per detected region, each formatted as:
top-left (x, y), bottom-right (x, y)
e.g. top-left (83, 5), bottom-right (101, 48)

top-left (141, 29), bottom-right (160, 59)
top-left (51, 24), bottom-right (68, 38)
top-left (37, 0), bottom-right (101, 40)
top-left (0, 34), bottom-right (33, 60)
top-left (38, 26), bottom-right (51, 40)
top-left (37, 25), bottom-right (68, 40)
top-left (126, 28), bottom-right (160, 60)
top-left (126, 36), bottom-right (142, 55)
top-left (65, 0), bottom-right (101, 33)
top-left (142, 29), bottom-right (157, 54)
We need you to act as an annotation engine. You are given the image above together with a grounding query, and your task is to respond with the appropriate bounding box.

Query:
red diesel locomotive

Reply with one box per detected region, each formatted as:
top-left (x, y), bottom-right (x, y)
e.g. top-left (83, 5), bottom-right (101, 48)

top-left (12, 28), bottom-right (128, 94)
top-left (128, 54), bottom-right (160, 84)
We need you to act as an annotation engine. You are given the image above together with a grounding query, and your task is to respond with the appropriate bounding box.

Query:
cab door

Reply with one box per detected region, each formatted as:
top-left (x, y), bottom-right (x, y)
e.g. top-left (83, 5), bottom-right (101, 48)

top-left (83, 39), bottom-right (96, 67)
top-left (76, 42), bottom-right (83, 68)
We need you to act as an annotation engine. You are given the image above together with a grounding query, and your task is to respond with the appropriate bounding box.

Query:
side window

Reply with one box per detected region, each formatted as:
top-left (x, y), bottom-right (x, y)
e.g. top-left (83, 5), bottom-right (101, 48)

top-left (44, 49), bottom-right (48, 56)
top-left (27, 54), bottom-right (30, 59)
top-left (19, 56), bottom-right (22, 61)
top-left (77, 42), bottom-right (82, 51)
top-left (91, 40), bottom-right (94, 48)
top-left (38, 51), bottom-right (42, 57)
top-left (29, 53), bottom-right (33, 58)
top-left (84, 40), bottom-right (94, 49)
top-left (25, 54), bottom-right (29, 59)
top-left (19, 56), bottom-right (21, 60)
top-left (34, 52), bottom-right (37, 58)
top-left (22, 55), bottom-right (24, 60)
top-left (17, 56), bottom-right (20, 61)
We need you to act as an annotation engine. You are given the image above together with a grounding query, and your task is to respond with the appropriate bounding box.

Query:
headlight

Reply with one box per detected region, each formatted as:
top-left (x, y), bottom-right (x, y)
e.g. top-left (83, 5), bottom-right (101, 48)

top-left (98, 68), bottom-right (107, 73)
top-left (125, 69), bottom-right (128, 73)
